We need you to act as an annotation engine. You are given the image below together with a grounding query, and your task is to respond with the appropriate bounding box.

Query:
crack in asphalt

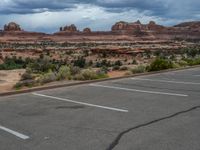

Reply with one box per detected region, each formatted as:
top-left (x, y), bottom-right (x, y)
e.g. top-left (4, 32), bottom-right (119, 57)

top-left (106, 105), bottom-right (200, 150)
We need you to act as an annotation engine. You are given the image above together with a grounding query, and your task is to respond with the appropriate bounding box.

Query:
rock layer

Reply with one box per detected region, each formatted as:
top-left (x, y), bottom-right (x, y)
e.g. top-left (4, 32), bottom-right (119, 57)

top-left (0, 20), bottom-right (200, 41)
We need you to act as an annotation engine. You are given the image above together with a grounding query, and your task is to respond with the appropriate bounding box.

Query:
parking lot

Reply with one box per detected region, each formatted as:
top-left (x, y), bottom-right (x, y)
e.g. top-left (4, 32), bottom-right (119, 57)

top-left (0, 67), bottom-right (200, 150)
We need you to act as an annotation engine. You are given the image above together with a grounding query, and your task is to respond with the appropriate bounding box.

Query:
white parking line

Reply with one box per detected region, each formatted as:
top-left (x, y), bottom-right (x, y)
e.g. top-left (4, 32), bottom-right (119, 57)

top-left (131, 78), bottom-right (200, 85)
top-left (32, 93), bottom-right (128, 113)
top-left (0, 125), bottom-right (29, 140)
top-left (90, 84), bottom-right (188, 97)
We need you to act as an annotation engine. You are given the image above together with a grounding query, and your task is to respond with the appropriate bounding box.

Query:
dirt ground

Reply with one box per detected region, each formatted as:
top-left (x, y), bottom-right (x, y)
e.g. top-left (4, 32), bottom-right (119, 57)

top-left (108, 71), bottom-right (127, 78)
top-left (0, 69), bottom-right (25, 93)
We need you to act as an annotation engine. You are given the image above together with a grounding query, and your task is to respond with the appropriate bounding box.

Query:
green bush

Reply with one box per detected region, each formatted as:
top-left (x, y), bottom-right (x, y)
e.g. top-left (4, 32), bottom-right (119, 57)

top-left (56, 66), bottom-right (71, 80)
top-left (114, 60), bottom-right (122, 66)
top-left (184, 57), bottom-right (200, 66)
top-left (147, 58), bottom-right (174, 71)
top-left (132, 59), bottom-right (137, 64)
top-left (73, 57), bottom-right (86, 68)
top-left (0, 57), bottom-right (25, 70)
top-left (178, 60), bottom-right (188, 67)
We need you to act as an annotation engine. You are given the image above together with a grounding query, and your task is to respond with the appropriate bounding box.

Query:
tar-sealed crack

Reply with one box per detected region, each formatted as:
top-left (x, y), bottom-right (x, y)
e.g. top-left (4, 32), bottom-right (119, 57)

top-left (106, 105), bottom-right (200, 150)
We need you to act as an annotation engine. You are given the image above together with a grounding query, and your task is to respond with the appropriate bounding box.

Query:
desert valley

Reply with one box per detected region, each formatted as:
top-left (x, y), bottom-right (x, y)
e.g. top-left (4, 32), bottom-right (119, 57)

top-left (0, 20), bottom-right (200, 91)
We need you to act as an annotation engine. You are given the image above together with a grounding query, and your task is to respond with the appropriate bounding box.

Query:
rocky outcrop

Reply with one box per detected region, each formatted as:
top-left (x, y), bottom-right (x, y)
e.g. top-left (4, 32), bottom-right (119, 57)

top-left (4, 22), bottom-right (22, 31)
top-left (83, 28), bottom-right (91, 33)
top-left (60, 24), bottom-right (79, 32)
top-left (111, 20), bottom-right (165, 33)
top-left (111, 20), bottom-right (146, 31)
top-left (1, 20), bottom-right (200, 41)
top-left (174, 21), bottom-right (200, 28)
top-left (147, 21), bottom-right (164, 31)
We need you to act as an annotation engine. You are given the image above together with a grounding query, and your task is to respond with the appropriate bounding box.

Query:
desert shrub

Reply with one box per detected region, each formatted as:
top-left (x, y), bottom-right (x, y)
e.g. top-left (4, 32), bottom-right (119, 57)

top-left (184, 57), bottom-right (200, 66)
top-left (79, 69), bottom-right (98, 80)
top-left (56, 66), bottom-right (71, 80)
top-left (28, 56), bottom-right (56, 73)
top-left (131, 65), bottom-right (146, 74)
top-left (74, 69), bottom-right (108, 80)
top-left (178, 60), bottom-right (188, 67)
top-left (88, 60), bottom-right (93, 67)
top-left (124, 71), bottom-right (132, 76)
top-left (100, 66), bottom-right (109, 73)
top-left (112, 65), bottom-right (120, 70)
top-left (96, 60), bottom-right (111, 68)
top-left (70, 66), bottom-right (81, 75)
top-left (184, 47), bottom-right (200, 58)
top-left (96, 69), bottom-right (109, 79)
top-left (119, 66), bottom-right (128, 71)
top-left (114, 60), bottom-right (122, 66)
top-left (73, 57), bottom-right (86, 68)
top-left (132, 59), bottom-right (137, 64)
top-left (0, 57), bottom-right (25, 70)
top-left (14, 80), bottom-right (37, 89)
top-left (73, 74), bottom-right (85, 80)
top-left (172, 63), bottom-right (181, 69)
top-left (147, 58), bottom-right (174, 71)
top-left (21, 68), bottom-right (35, 80)
top-left (39, 71), bottom-right (57, 84)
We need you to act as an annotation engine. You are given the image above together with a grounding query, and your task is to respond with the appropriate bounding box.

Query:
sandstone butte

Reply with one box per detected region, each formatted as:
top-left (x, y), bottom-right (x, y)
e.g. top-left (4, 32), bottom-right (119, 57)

top-left (0, 20), bottom-right (200, 41)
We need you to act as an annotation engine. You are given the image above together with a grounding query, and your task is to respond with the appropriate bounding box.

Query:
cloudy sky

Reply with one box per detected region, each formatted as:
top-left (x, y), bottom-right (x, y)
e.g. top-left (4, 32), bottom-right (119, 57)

top-left (0, 0), bottom-right (200, 33)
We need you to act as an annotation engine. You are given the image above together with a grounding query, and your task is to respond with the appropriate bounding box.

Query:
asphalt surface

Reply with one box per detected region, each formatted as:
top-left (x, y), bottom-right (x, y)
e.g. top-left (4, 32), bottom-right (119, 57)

top-left (0, 67), bottom-right (200, 150)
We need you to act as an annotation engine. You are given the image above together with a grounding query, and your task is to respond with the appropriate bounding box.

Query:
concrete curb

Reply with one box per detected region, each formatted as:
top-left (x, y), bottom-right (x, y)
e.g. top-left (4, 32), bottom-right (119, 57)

top-left (0, 65), bottom-right (200, 97)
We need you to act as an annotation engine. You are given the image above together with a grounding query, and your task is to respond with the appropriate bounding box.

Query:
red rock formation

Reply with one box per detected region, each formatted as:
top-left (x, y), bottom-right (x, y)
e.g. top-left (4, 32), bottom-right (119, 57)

top-left (147, 21), bottom-right (164, 31)
top-left (111, 20), bottom-right (166, 33)
top-left (1, 20), bottom-right (200, 41)
top-left (4, 22), bottom-right (22, 31)
top-left (83, 28), bottom-right (91, 33)
top-left (60, 24), bottom-right (78, 32)
top-left (111, 20), bottom-right (148, 34)
top-left (174, 21), bottom-right (200, 28)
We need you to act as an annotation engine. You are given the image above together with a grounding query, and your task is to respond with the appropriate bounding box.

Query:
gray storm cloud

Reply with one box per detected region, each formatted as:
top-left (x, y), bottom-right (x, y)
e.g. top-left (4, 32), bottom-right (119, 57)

top-left (0, 0), bottom-right (199, 32)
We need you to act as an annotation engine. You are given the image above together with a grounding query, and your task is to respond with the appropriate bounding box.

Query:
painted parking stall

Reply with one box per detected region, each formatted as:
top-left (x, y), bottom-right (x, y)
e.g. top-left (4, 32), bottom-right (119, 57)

top-left (0, 67), bottom-right (200, 150)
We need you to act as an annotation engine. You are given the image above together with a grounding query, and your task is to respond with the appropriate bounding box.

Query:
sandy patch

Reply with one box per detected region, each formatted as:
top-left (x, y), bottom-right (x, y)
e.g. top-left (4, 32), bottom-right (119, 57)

top-left (0, 69), bottom-right (25, 93)
top-left (108, 71), bottom-right (127, 78)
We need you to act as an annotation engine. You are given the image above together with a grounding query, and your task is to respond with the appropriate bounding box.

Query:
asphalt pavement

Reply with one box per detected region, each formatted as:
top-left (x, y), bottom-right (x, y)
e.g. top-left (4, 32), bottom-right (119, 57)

top-left (0, 67), bottom-right (200, 150)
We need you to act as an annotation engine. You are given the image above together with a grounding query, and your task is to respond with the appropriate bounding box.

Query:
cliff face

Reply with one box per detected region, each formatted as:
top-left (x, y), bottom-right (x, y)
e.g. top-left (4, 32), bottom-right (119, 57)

top-left (174, 21), bottom-right (200, 28)
top-left (111, 20), bottom-right (200, 40)
top-left (111, 20), bottom-right (165, 33)
top-left (1, 20), bottom-right (200, 41)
